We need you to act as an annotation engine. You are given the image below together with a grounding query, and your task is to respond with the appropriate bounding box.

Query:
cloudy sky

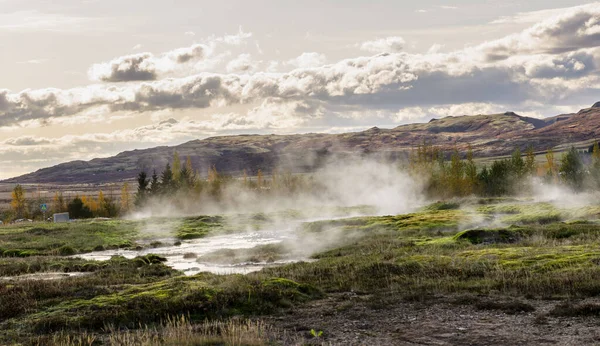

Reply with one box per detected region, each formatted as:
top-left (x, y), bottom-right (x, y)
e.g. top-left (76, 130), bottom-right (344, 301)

top-left (2, 0), bottom-right (600, 179)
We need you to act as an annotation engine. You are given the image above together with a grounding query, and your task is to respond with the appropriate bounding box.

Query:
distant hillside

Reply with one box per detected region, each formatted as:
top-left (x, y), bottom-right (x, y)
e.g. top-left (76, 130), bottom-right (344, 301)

top-left (5, 104), bottom-right (600, 184)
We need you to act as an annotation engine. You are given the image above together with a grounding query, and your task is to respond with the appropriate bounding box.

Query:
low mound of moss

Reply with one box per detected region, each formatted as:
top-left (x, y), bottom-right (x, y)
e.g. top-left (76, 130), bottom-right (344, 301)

top-left (22, 275), bottom-right (321, 334)
top-left (198, 244), bottom-right (288, 264)
top-left (175, 216), bottom-right (226, 240)
top-left (423, 201), bottom-right (461, 211)
top-left (454, 227), bottom-right (530, 244)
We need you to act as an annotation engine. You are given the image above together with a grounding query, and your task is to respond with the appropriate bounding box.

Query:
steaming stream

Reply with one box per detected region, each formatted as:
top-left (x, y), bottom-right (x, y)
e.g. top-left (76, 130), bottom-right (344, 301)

top-left (76, 226), bottom-right (303, 275)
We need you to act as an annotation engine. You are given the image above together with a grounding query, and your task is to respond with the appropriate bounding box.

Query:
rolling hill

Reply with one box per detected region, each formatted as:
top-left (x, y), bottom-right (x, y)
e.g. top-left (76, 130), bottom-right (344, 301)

top-left (5, 104), bottom-right (600, 184)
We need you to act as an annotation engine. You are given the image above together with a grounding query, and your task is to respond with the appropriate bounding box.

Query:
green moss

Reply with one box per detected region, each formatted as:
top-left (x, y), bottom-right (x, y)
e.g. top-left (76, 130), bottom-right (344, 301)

top-left (18, 274), bottom-right (321, 334)
top-left (423, 201), bottom-right (461, 211)
top-left (57, 245), bottom-right (76, 256)
top-left (302, 209), bottom-right (468, 235)
top-left (0, 220), bottom-right (139, 256)
top-left (199, 243), bottom-right (287, 264)
top-left (454, 227), bottom-right (530, 244)
top-left (175, 216), bottom-right (225, 240)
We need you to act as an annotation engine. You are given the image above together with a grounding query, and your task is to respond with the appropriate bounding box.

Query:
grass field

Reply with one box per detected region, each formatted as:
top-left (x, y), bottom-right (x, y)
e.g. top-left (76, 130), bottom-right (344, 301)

top-left (2, 198), bottom-right (600, 344)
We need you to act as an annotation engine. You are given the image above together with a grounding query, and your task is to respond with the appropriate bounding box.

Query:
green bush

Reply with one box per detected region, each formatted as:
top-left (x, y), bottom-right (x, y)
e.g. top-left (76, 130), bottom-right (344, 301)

top-left (58, 246), bottom-right (77, 256)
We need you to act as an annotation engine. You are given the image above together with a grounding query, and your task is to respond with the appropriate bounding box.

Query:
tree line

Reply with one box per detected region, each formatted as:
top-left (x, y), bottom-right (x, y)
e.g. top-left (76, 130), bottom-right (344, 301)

top-left (410, 142), bottom-right (600, 198)
top-left (2, 144), bottom-right (599, 222)
top-left (133, 152), bottom-right (307, 208)
top-left (1, 186), bottom-right (123, 223)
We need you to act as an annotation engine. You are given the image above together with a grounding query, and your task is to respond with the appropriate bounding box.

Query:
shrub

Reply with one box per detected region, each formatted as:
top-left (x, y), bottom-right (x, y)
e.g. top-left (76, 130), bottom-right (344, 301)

top-left (58, 246), bottom-right (77, 256)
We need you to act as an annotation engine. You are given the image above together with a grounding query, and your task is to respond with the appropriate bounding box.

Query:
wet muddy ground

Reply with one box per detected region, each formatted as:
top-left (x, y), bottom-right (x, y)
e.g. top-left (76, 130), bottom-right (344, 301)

top-left (266, 294), bottom-right (600, 345)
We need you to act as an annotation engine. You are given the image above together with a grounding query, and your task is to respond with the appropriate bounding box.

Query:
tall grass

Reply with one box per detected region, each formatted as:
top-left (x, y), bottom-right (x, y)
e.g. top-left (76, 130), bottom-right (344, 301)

top-left (38, 316), bottom-right (280, 346)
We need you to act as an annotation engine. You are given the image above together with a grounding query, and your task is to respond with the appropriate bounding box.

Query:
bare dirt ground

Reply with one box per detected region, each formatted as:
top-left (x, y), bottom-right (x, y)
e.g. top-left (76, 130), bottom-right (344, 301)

top-left (266, 294), bottom-right (600, 345)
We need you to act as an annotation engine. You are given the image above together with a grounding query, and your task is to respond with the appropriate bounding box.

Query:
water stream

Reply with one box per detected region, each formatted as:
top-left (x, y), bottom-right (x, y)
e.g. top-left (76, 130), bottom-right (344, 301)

top-left (76, 227), bottom-right (302, 275)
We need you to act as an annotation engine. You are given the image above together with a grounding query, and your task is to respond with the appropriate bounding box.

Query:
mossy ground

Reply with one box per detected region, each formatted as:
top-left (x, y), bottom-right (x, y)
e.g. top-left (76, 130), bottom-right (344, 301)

top-left (4, 198), bottom-right (600, 344)
top-left (0, 220), bottom-right (138, 257)
top-left (198, 243), bottom-right (289, 264)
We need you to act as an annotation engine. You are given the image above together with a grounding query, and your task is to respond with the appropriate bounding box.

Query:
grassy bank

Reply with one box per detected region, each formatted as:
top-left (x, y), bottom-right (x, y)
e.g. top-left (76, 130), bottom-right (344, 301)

top-left (3, 198), bottom-right (600, 344)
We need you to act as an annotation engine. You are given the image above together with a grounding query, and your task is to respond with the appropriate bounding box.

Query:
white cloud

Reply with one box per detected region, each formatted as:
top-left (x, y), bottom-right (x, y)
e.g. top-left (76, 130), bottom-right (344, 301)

top-left (88, 44), bottom-right (210, 82)
top-left (0, 10), bottom-right (110, 32)
top-left (17, 59), bottom-right (47, 64)
top-left (478, 3), bottom-right (600, 60)
top-left (427, 44), bottom-right (444, 54)
top-left (286, 52), bottom-right (327, 68)
top-left (212, 26), bottom-right (252, 45)
top-left (428, 103), bottom-right (498, 117)
top-left (360, 36), bottom-right (405, 53)
top-left (226, 53), bottom-right (260, 73)
top-left (87, 28), bottom-right (255, 83)
top-left (3, 5), bottom-right (600, 132)
top-left (491, 7), bottom-right (572, 24)
top-left (393, 107), bottom-right (427, 122)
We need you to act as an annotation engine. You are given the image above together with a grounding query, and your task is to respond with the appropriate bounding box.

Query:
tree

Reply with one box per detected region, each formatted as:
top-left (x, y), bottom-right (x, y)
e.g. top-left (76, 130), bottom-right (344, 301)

top-left (590, 142), bottom-right (600, 188)
top-left (135, 171), bottom-right (149, 206)
top-left (207, 165), bottom-right (222, 198)
top-left (511, 148), bottom-right (525, 179)
top-left (160, 163), bottom-right (174, 194)
top-left (464, 146), bottom-right (478, 195)
top-left (103, 196), bottom-right (119, 217)
top-left (179, 157), bottom-right (195, 190)
top-left (52, 192), bottom-right (66, 214)
top-left (545, 149), bottom-right (557, 182)
top-left (97, 191), bottom-right (107, 217)
top-left (559, 147), bottom-right (584, 190)
top-left (243, 169), bottom-right (249, 187)
top-left (149, 170), bottom-right (160, 195)
top-left (477, 166), bottom-right (491, 196)
top-left (525, 145), bottom-right (536, 176)
top-left (82, 195), bottom-right (99, 216)
top-left (120, 183), bottom-right (131, 213)
top-left (11, 185), bottom-right (27, 219)
top-left (172, 151), bottom-right (181, 182)
top-left (68, 197), bottom-right (93, 219)
top-left (448, 149), bottom-right (464, 196)
top-left (257, 169), bottom-right (264, 189)
top-left (486, 159), bottom-right (512, 196)
top-left (272, 169), bottom-right (280, 191)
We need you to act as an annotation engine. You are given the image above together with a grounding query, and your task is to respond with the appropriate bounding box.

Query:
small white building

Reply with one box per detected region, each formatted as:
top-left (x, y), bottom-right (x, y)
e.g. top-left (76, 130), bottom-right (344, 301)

top-left (53, 213), bottom-right (70, 223)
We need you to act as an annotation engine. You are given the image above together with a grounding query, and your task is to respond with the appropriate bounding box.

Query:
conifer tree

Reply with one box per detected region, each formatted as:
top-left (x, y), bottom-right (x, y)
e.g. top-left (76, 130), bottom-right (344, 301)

top-left (161, 163), bottom-right (174, 194)
top-left (172, 152), bottom-right (181, 182)
top-left (559, 147), bottom-right (584, 191)
top-left (134, 171), bottom-right (149, 207)
top-left (179, 157), bottom-right (195, 189)
top-left (149, 170), bottom-right (160, 195)
top-left (511, 148), bottom-right (525, 178)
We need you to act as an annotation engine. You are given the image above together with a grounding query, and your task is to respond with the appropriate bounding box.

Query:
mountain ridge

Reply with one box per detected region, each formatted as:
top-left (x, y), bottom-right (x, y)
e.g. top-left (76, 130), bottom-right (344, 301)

top-left (5, 105), bottom-right (600, 185)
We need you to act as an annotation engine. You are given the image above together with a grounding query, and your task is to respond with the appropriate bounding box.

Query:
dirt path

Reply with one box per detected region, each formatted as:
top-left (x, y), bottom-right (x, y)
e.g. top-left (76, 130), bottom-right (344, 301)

top-left (265, 294), bottom-right (600, 345)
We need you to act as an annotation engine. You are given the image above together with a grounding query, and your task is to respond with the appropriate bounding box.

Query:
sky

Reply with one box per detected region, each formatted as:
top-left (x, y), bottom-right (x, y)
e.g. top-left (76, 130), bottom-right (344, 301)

top-left (1, 0), bottom-right (600, 179)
